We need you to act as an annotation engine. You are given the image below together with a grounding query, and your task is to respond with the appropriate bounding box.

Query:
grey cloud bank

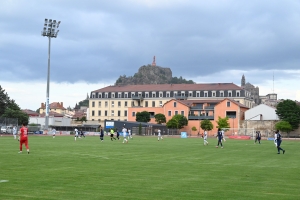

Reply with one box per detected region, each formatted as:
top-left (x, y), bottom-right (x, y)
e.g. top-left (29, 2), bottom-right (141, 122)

top-left (1, 0), bottom-right (300, 88)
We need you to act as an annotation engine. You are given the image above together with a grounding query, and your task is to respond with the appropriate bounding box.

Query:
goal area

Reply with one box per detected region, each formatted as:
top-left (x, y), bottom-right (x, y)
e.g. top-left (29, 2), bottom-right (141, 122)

top-left (223, 128), bottom-right (255, 139)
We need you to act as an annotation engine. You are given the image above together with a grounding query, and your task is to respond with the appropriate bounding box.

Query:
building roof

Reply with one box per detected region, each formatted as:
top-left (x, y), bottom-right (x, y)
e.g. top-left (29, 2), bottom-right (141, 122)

top-left (216, 98), bottom-right (249, 109)
top-left (22, 109), bottom-right (39, 116)
top-left (92, 83), bottom-right (243, 93)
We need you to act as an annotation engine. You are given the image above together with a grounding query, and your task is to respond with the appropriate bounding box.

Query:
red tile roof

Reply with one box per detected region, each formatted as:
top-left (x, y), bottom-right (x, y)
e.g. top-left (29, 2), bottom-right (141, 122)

top-left (92, 83), bottom-right (242, 93)
top-left (216, 98), bottom-right (249, 108)
top-left (40, 102), bottom-right (66, 110)
top-left (22, 109), bottom-right (39, 116)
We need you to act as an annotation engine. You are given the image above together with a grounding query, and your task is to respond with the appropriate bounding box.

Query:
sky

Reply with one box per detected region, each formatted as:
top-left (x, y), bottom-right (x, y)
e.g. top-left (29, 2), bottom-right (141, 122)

top-left (1, 0), bottom-right (300, 111)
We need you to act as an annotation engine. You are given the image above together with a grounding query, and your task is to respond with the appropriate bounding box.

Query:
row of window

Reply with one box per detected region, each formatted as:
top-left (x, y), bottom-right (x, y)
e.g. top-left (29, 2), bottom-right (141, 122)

top-left (91, 90), bottom-right (245, 99)
top-left (91, 100), bottom-right (164, 108)
top-left (91, 110), bottom-right (185, 117)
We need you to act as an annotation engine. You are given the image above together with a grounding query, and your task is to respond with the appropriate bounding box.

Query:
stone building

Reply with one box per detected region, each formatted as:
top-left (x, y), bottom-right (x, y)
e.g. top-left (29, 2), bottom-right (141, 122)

top-left (241, 75), bottom-right (260, 105)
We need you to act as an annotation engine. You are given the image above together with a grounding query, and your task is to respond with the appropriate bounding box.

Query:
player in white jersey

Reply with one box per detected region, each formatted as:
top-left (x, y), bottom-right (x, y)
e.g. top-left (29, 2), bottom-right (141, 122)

top-left (122, 127), bottom-right (128, 143)
top-left (13, 126), bottom-right (17, 139)
top-left (203, 131), bottom-right (208, 145)
top-left (157, 129), bottom-right (163, 141)
top-left (74, 128), bottom-right (79, 141)
top-left (127, 128), bottom-right (132, 140)
top-left (52, 128), bottom-right (56, 138)
top-left (274, 132), bottom-right (277, 147)
top-left (221, 129), bottom-right (226, 142)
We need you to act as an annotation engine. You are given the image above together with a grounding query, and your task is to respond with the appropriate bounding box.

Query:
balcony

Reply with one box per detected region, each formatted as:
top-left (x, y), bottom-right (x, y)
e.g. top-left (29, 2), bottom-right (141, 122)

top-left (190, 106), bottom-right (203, 110)
top-left (175, 95), bottom-right (187, 100)
top-left (204, 106), bottom-right (215, 110)
top-left (132, 95), bottom-right (144, 100)
top-left (188, 115), bottom-right (214, 120)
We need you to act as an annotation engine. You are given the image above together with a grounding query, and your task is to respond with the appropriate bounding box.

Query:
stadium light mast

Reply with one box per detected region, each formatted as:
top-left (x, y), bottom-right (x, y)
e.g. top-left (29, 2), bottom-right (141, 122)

top-left (41, 18), bottom-right (61, 131)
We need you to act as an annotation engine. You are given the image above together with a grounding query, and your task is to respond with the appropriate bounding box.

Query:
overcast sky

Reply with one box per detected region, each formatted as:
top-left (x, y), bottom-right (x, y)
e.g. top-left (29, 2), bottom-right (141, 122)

top-left (1, 0), bottom-right (300, 110)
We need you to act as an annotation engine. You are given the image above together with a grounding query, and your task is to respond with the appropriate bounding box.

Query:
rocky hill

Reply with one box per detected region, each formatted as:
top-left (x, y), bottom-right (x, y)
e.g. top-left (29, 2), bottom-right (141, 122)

top-left (115, 65), bottom-right (194, 85)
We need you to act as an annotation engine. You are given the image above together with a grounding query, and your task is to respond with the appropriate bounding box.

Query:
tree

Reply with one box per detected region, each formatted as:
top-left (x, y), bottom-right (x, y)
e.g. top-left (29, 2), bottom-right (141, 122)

top-left (166, 114), bottom-right (188, 129)
top-left (80, 116), bottom-right (87, 122)
top-left (216, 116), bottom-right (230, 130)
top-left (275, 121), bottom-right (293, 137)
top-left (2, 108), bottom-right (29, 125)
top-left (200, 119), bottom-right (214, 131)
top-left (276, 99), bottom-right (300, 130)
top-left (136, 111), bottom-right (150, 123)
top-left (154, 113), bottom-right (166, 124)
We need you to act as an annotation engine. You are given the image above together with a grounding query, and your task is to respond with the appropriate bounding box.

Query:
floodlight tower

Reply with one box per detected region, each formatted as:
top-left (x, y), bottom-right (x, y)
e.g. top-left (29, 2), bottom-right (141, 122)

top-left (41, 18), bottom-right (61, 130)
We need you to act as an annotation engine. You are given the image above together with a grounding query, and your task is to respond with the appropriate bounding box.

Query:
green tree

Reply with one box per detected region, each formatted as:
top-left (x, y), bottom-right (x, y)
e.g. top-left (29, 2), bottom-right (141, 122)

top-left (200, 119), bottom-right (214, 131)
top-left (166, 114), bottom-right (188, 129)
top-left (276, 99), bottom-right (300, 130)
top-left (154, 113), bottom-right (166, 124)
top-left (216, 116), bottom-right (230, 130)
top-left (275, 121), bottom-right (293, 137)
top-left (80, 116), bottom-right (87, 122)
top-left (136, 111), bottom-right (151, 123)
top-left (2, 108), bottom-right (29, 125)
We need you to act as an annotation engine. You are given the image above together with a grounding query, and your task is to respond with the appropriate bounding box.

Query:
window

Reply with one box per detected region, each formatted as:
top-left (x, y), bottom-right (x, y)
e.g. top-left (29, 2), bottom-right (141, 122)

top-left (236, 91), bottom-right (240, 97)
top-left (220, 91), bottom-right (224, 97)
top-left (152, 101), bottom-right (155, 107)
top-left (159, 101), bottom-right (162, 107)
top-left (181, 92), bottom-right (185, 97)
top-left (145, 92), bottom-right (149, 98)
top-left (111, 93), bottom-right (115, 98)
top-left (131, 92), bottom-right (135, 97)
top-left (196, 92), bottom-right (200, 97)
top-left (124, 93), bottom-right (128, 98)
top-left (212, 91), bottom-right (216, 97)
top-left (189, 92), bottom-right (192, 97)
top-left (98, 93), bottom-right (102, 98)
top-left (118, 93), bottom-right (121, 98)
top-left (92, 110), bottom-right (95, 116)
top-left (131, 101), bottom-right (134, 107)
top-left (105, 101), bottom-right (108, 107)
top-left (168, 111), bottom-right (171, 116)
top-left (124, 110), bottom-right (127, 117)
top-left (111, 101), bottom-right (114, 107)
top-left (105, 93), bottom-right (108, 98)
top-left (145, 101), bottom-right (148, 107)
top-left (111, 110), bottom-right (114, 116)
top-left (228, 91), bottom-right (232, 97)
top-left (125, 101), bottom-right (128, 107)
top-left (105, 110), bottom-right (107, 116)
top-left (181, 111), bottom-right (184, 116)
top-left (98, 102), bottom-right (101, 107)
top-left (204, 91), bottom-right (208, 97)
top-left (92, 93), bottom-right (95, 98)
top-left (227, 101), bottom-right (230, 107)
top-left (174, 92), bottom-right (177, 97)
top-left (152, 92), bottom-right (156, 98)
top-left (98, 111), bottom-right (101, 116)
top-left (132, 112), bottom-right (136, 117)
top-left (118, 101), bottom-right (121, 107)
top-left (174, 102), bottom-right (177, 107)
top-left (166, 92), bottom-right (170, 97)
top-left (118, 110), bottom-right (121, 117)
top-left (159, 92), bottom-right (163, 98)
top-left (92, 102), bottom-right (95, 107)
top-left (175, 111), bottom-right (178, 115)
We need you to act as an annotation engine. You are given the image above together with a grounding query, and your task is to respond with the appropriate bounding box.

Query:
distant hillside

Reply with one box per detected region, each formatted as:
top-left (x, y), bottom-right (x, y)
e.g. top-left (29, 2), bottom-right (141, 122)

top-left (115, 65), bottom-right (194, 85)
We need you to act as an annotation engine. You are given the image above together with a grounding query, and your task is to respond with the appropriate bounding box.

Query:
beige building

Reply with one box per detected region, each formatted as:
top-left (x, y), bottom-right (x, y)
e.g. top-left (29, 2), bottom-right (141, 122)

top-left (40, 102), bottom-right (66, 115)
top-left (88, 83), bottom-right (254, 122)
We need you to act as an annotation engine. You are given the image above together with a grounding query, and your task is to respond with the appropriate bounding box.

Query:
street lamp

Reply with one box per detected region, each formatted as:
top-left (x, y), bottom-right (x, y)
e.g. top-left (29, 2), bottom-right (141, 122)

top-left (41, 18), bottom-right (61, 130)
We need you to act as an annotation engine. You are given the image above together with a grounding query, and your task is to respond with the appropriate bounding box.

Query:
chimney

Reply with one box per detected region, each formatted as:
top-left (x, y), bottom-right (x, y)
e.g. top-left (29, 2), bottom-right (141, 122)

top-left (41, 103), bottom-right (44, 108)
top-left (61, 102), bottom-right (63, 107)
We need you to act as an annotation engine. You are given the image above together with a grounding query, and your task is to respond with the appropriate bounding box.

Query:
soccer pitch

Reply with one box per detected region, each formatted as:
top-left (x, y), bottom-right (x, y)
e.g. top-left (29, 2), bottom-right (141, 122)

top-left (0, 136), bottom-right (299, 200)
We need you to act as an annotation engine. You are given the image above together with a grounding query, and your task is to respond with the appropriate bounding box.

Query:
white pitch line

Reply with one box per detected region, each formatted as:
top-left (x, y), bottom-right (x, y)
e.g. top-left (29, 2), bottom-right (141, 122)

top-left (0, 180), bottom-right (9, 183)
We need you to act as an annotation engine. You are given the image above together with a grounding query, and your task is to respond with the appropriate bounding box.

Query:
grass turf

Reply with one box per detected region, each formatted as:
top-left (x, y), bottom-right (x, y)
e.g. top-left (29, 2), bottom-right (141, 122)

top-left (0, 135), bottom-right (299, 200)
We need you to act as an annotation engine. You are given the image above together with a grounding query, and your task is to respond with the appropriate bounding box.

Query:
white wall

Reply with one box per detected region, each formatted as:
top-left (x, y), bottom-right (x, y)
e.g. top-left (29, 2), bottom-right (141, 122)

top-left (245, 104), bottom-right (279, 120)
top-left (29, 117), bottom-right (72, 126)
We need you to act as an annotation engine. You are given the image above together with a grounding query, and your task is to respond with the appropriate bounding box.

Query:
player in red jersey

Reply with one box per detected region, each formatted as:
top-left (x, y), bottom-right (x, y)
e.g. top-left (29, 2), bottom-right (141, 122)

top-left (18, 123), bottom-right (30, 154)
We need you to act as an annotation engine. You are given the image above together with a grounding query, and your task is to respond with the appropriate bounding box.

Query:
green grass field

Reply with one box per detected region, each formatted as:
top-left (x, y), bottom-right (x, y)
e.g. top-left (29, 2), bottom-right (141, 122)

top-left (0, 135), bottom-right (299, 200)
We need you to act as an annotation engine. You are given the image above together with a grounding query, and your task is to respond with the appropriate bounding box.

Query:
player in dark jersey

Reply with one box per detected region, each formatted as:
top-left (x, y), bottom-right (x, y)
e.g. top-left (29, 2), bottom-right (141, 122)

top-left (216, 128), bottom-right (223, 148)
top-left (254, 131), bottom-right (261, 144)
top-left (276, 130), bottom-right (285, 154)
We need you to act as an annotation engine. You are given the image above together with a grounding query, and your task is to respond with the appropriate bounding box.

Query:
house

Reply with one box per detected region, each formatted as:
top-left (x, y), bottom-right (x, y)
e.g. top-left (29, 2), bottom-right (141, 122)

top-left (88, 83), bottom-right (254, 124)
top-left (39, 102), bottom-right (66, 115)
top-left (22, 109), bottom-right (39, 117)
top-left (245, 104), bottom-right (279, 120)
